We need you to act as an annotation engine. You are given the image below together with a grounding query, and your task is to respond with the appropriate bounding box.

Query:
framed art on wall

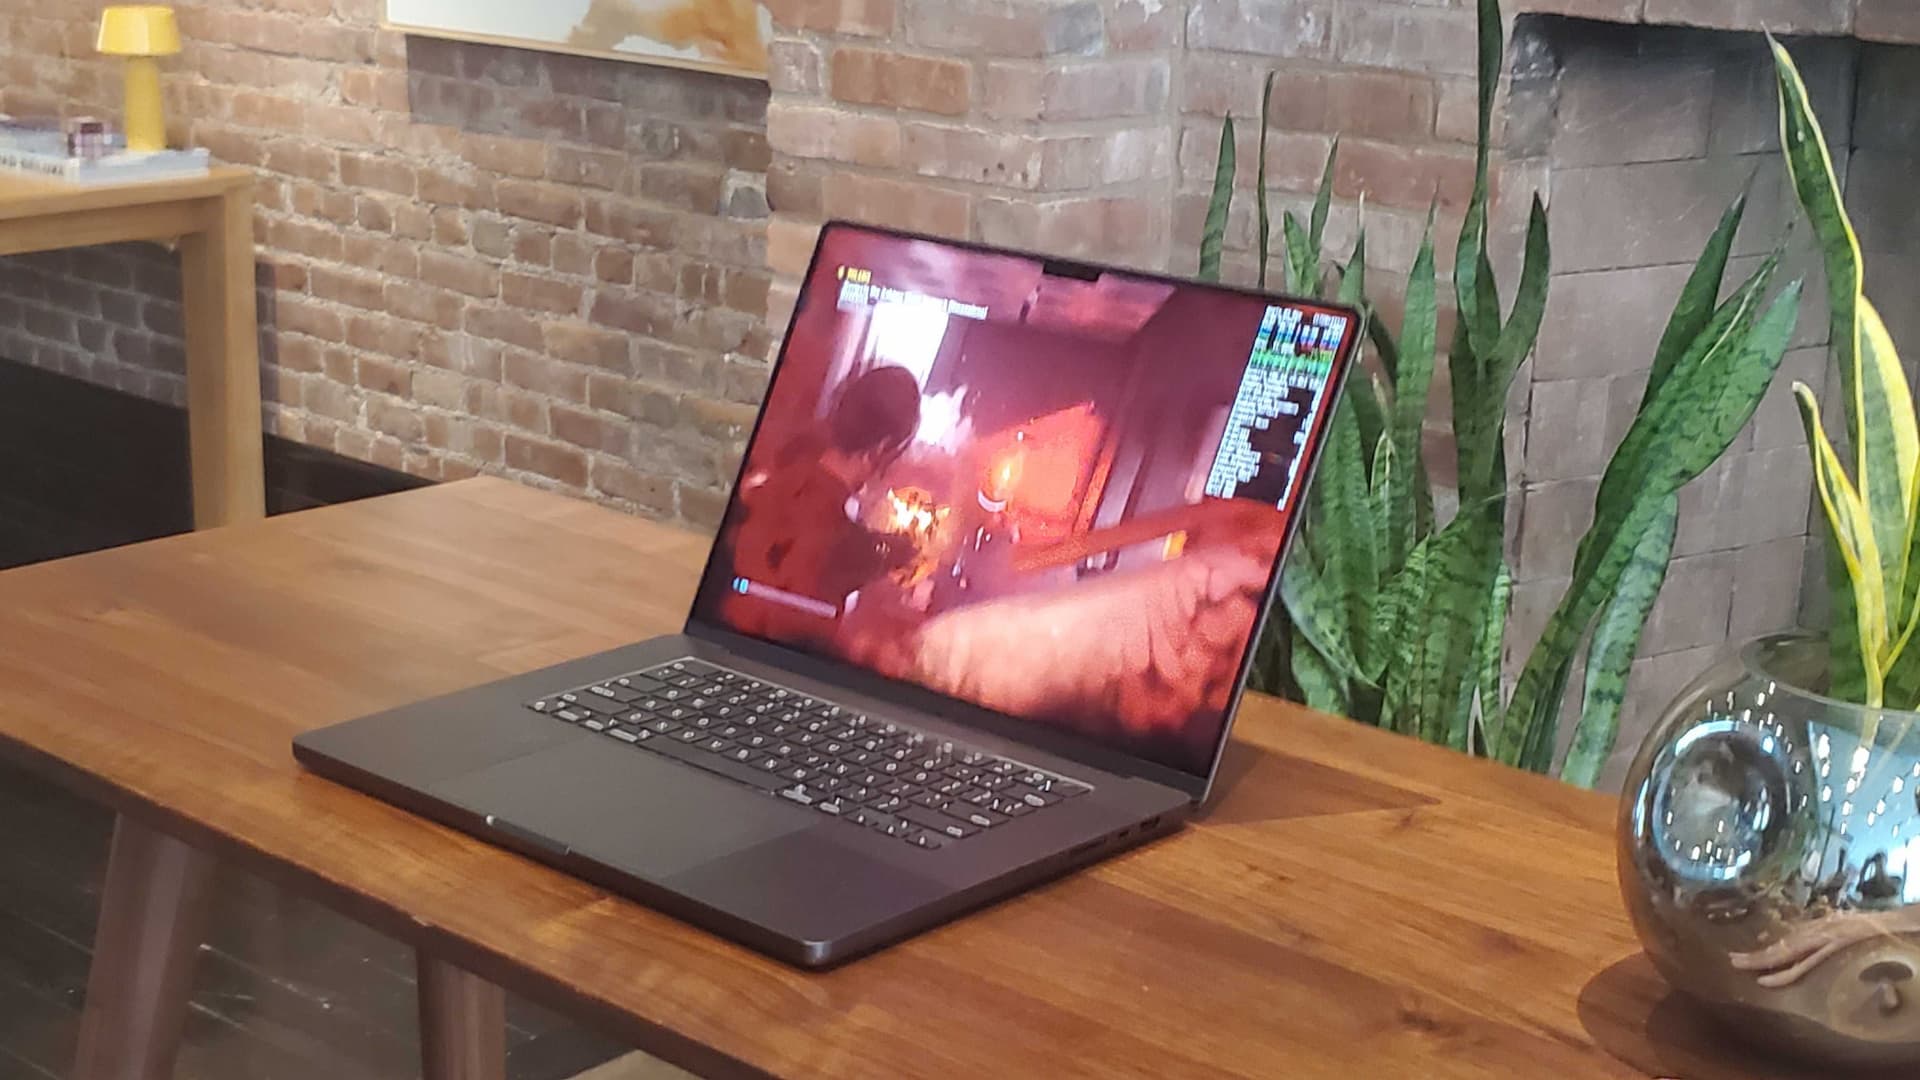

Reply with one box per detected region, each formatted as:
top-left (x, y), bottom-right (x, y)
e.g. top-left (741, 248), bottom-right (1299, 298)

top-left (383, 0), bottom-right (770, 79)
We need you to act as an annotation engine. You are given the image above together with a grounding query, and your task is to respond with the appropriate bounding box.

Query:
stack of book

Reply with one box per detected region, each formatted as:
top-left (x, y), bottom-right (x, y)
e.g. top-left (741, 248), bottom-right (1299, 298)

top-left (0, 116), bottom-right (208, 185)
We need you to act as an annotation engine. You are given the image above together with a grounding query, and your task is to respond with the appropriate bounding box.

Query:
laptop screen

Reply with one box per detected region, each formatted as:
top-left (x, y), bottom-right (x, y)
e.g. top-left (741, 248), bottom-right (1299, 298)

top-left (692, 223), bottom-right (1359, 777)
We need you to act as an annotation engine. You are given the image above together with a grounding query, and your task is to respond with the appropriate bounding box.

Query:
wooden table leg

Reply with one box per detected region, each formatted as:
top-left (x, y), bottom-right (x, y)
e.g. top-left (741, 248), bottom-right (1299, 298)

top-left (72, 815), bottom-right (217, 1080)
top-left (418, 953), bottom-right (507, 1080)
top-left (178, 184), bottom-right (265, 530)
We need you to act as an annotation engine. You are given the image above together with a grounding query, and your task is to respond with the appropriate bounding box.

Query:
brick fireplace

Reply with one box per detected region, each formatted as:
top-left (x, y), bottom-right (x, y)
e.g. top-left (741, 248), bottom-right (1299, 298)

top-left (763, 0), bottom-right (1920, 784)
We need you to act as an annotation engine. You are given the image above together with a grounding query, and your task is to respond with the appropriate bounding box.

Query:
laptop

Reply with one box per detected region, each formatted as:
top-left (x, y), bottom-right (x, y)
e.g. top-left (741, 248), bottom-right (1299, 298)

top-left (294, 221), bottom-right (1361, 968)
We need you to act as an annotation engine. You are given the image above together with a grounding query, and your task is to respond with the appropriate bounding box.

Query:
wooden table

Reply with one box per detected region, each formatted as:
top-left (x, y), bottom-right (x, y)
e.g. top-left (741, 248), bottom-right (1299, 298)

top-left (0, 167), bottom-right (263, 529)
top-left (0, 478), bottom-right (1829, 1078)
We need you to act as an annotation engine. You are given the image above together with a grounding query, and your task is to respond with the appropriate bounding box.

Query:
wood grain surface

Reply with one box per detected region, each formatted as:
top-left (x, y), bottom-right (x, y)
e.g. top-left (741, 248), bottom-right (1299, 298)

top-left (0, 477), bottom-right (1835, 1078)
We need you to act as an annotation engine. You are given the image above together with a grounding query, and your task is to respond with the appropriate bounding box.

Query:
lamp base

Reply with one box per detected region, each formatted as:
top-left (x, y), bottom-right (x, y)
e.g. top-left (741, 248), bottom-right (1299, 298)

top-left (122, 56), bottom-right (166, 153)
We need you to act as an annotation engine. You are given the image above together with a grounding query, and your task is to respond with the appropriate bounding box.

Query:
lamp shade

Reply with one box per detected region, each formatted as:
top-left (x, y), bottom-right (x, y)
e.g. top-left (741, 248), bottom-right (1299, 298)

top-left (97, 6), bottom-right (181, 57)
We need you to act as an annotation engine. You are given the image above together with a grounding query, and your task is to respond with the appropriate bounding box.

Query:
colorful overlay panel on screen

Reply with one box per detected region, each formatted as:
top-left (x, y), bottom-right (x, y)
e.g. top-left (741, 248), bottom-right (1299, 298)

top-left (695, 224), bottom-right (1357, 775)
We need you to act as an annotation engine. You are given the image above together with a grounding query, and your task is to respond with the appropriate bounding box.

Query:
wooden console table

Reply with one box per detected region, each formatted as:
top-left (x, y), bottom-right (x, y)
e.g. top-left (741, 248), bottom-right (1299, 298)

top-left (0, 479), bottom-right (1850, 1078)
top-left (0, 167), bottom-right (264, 529)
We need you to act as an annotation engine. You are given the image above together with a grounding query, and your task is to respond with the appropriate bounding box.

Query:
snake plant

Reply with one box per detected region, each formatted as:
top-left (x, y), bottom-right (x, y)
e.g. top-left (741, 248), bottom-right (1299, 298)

top-left (1771, 39), bottom-right (1918, 712)
top-left (1196, 0), bottom-right (1804, 786)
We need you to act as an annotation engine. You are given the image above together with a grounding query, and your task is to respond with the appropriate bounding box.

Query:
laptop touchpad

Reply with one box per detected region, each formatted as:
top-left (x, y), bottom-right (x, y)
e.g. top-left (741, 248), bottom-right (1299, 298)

top-left (430, 737), bottom-right (809, 879)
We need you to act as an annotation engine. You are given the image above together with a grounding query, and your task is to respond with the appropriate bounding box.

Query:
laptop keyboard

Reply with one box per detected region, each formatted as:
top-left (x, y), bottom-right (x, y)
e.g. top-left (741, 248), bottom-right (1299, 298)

top-left (525, 658), bottom-right (1091, 851)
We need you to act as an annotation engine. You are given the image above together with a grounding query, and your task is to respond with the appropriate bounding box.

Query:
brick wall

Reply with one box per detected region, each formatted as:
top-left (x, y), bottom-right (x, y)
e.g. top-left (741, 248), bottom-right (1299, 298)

top-left (0, 0), bottom-right (771, 527)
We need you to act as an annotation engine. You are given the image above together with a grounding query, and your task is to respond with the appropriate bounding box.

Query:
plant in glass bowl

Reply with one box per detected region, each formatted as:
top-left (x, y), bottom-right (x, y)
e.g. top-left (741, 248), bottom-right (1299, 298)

top-left (1617, 39), bottom-right (1920, 1069)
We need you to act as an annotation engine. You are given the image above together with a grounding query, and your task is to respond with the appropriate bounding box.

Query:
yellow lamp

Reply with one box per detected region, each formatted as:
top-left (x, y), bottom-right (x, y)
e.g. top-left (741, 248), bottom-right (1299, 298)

top-left (97, 6), bottom-right (181, 154)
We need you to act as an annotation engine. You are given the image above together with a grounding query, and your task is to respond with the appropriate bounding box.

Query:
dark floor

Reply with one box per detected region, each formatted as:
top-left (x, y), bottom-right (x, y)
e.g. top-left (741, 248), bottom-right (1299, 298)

top-left (0, 358), bottom-right (631, 1079)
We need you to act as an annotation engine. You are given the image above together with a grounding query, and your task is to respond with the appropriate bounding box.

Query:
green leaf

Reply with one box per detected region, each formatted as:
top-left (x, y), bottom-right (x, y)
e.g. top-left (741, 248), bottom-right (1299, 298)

top-left (1645, 193), bottom-right (1747, 407)
top-left (1279, 541), bottom-right (1370, 689)
top-left (1338, 228), bottom-right (1367, 308)
top-left (1773, 36), bottom-right (1918, 640)
top-left (1503, 283), bottom-right (1803, 768)
top-left (1584, 259), bottom-right (1781, 572)
top-left (1310, 136), bottom-right (1339, 257)
top-left (1283, 211), bottom-right (1317, 296)
top-left (1347, 369), bottom-right (1388, 477)
top-left (1472, 560), bottom-right (1512, 758)
top-left (1315, 399), bottom-right (1380, 642)
top-left (1256, 70), bottom-right (1276, 289)
top-left (1561, 497), bottom-right (1678, 788)
top-left (1414, 505), bottom-right (1504, 748)
top-left (1378, 537), bottom-right (1434, 734)
top-left (1489, 197), bottom-right (1552, 397)
top-left (1198, 116), bottom-right (1236, 284)
top-left (1388, 216), bottom-right (1438, 571)
top-left (1290, 625), bottom-right (1350, 716)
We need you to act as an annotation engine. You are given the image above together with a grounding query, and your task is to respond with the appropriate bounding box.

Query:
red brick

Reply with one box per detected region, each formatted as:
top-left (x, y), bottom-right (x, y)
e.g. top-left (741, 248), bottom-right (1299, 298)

top-left (637, 164), bottom-right (726, 213)
top-left (1265, 70), bottom-right (1438, 141)
top-left (765, 161), bottom-right (825, 218)
top-left (497, 180), bottom-right (584, 228)
top-left (306, 105), bottom-right (382, 145)
top-left (357, 356), bottom-right (411, 396)
top-left (343, 234), bottom-right (420, 277)
top-left (543, 321), bottom-right (631, 370)
top-left (356, 198), bottom-right (394, 233)
top-left (584, 198), bottom-right (677, 247)
top-left (466, 306), bottom-right (546, 351)
top-left (382, 282), bottom-right (466, 330)
top-left (366, 396), bottom-right (426, 443)
top-left (723, 269), bottom-right (771, 315)
top-left (900, 124), bottom-right (1042, 187)
top-left (267, 218), bottom-right (346, 262)
top-left (904, 0), bottom-right (1100, 56)
top-left (308, 265), bottom-right (386, 310)
top-left (1334, 5), bottom-right (1477, 77)
top-left (262, 140), bottom-right (337, 182)
top-left (1334, 140), bottom-right (1477, 213)
top-left (593, 247), bottom-right (635, 285)
top-left (340, 152), bottom-right (417, 196)
top-left (472, 218), bottom-right (513, 259)
top-left (277, 335), bottom-right (324, 373)
top-left (431, 208), bottom-right (468, 247)
top-left (678, 484), bottom-right (728, 529)
top-left (232, 91), bottom-right (306, 131)
top-left (195, 125), bottom-right (265, 167)
top-left (591, 460), bottom-right (676, 515)
top-left (512, 227), bottom-right (553, 267)
top-left (505, 434), bottom-right (589, 488)
top-left (464, 134), bottom-right (548, 179)
top-left (340, 68), bottom-right (409, 112)
top-left (418, 167), bottom-right (493, 210)
top-left (765, 0), bottom-right (896, 36)
top-left (765, 103), bottom-right (900, 168)
top-left (277, 295), bottom-right (343, 341)
top-left (1186, 0), bottom-right (1335, 59)
top-left (551, 404), bottom-right (634, 455)
top-left (582, 101), bottom-right (625, 149)
top-left (547, 146), bottom-right (626, 190)
top-left (346, 313), bottom-right (425, 357)
top-left (501, 272), bottom-right (585, 315)
top-left (821, 172), bottom-right (972, 238)
top-left (589, 288), bottom-right (677, 337)
top-left (768, 40), bottom-right (824, 95)
top-left (393, 204), bottom-right (433, 240)
top-left (290, 182), bottom-right (357, 225)
top-left (766, 218), bottom-right (822, 278)
top-left (503, 351), bottom-right (589, 402)
top-left (831, 48), bottom-right (971, 116)
top-left (977, 195), bottom-right (1166, 265)
top-left (551, 235), bottom-right (594, 276)
top-left (985, 57), bottom-right (1168, 122)
top-left (418, 250), bottom-right (500, 298)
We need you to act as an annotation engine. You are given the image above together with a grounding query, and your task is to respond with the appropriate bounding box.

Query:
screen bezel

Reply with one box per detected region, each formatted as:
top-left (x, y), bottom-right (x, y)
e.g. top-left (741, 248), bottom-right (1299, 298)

top-left (684, 220), bottom-right (1363, 803)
